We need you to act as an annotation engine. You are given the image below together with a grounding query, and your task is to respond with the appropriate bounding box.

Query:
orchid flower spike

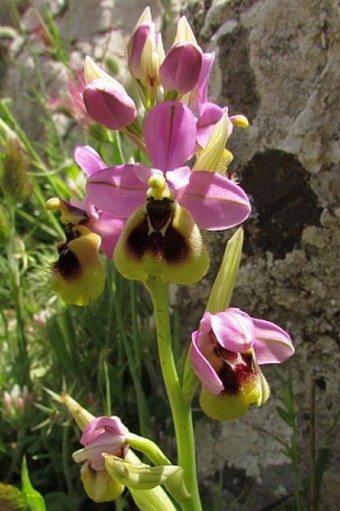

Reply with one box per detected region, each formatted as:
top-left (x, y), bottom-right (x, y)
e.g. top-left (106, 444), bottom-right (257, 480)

top-left (190, 308), bottom-right (295, 420)
top-left (86, 101), bottom-right (251, 284)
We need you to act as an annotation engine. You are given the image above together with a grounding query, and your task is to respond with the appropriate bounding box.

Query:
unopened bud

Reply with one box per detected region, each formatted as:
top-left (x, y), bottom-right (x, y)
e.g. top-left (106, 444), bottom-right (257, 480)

top-left (160, 43), bottom-right (202, 94)
top-left (83, 78), bottom-right (137, 130)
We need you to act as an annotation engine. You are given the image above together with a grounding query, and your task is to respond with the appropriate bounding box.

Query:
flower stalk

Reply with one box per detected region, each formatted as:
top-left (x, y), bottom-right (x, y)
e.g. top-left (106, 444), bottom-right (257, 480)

top-left (146, 276), bottom-right (202, 511)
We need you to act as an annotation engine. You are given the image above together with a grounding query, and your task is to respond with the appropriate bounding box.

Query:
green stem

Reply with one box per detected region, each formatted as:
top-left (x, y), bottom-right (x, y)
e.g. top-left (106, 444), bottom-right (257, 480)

top-left (146, 277), bottom-right (202, 511)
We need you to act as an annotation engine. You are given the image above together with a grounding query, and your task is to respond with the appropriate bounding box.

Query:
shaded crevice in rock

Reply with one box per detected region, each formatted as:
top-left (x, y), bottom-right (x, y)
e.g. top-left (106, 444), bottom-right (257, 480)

top-left (241, 150), bottom-right (322, 259)
top-left (218, 26), bottom-right (260, 119)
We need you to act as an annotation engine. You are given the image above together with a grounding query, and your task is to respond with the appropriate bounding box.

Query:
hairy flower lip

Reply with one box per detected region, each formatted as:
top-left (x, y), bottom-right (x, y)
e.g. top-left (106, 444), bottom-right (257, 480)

top-left (113, 201), bottom-right (210, 284)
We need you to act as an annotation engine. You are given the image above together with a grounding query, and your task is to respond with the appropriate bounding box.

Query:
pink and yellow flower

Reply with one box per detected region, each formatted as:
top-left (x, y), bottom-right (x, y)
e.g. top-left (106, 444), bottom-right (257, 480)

top-left (72, 415), bottom-right (129, 502)
top-left (190, 308), bottom-right (294, 420)
top-left (86, 101), bottom-right (251, 283)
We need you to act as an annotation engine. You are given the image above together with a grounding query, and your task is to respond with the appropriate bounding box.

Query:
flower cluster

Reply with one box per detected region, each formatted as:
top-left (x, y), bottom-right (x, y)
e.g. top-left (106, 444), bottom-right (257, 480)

top-left (48, 8), bottom-right (251, 303)
top-left (48, 7), bottom-right (295, 505)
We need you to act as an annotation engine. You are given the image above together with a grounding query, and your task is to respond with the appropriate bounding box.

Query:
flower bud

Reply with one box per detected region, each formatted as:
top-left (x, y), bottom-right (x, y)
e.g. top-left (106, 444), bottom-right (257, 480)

top-left (83, 55), bottom-right (113, 84)
top-left (159, 42), bottom-right (202, 94)
top-left (83, 78), bottom-right (137, 130)
top-left (127, 7), bottom-right (165, 91)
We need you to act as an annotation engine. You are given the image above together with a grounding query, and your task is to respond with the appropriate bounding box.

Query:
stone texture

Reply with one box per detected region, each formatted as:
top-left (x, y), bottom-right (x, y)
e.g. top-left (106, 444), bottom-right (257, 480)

top-left (182, 0), bottom-right (340, 509)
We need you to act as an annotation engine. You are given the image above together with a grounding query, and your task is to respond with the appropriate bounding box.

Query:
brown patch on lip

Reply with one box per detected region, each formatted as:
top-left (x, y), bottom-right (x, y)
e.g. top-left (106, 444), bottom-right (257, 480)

top-left (52, 245), bottom-right (82, 281)
top-left (127, 215), bottom-right (191, 263)
top-left (127, 198), bottom-right (191, 264)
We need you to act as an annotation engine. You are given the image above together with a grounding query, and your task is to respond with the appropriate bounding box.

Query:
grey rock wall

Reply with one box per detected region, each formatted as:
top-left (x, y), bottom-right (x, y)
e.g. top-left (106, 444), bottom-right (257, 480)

top-left (183, 0), bottom-right (340, 509)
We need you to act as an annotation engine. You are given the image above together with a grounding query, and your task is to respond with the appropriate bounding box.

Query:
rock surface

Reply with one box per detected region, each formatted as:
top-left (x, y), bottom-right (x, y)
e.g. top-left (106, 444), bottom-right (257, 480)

top-left (182, 0), bottom-right (340, 509)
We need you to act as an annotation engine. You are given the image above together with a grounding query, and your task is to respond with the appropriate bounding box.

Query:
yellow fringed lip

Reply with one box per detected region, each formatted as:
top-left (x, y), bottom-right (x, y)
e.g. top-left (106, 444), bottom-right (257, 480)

top-left (114, 202), bottom-right (210, 285)
top-left (51, 225), bottom-right (105, 306)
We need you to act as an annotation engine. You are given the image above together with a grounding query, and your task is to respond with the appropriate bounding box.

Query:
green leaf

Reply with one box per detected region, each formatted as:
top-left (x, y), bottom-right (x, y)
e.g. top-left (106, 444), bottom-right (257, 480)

top-left (276, 406), bottom-right (295, 427)
top-left (21, 458), bottom-right (46, 511)
top-left (206, 227), bottom-right (244, 314)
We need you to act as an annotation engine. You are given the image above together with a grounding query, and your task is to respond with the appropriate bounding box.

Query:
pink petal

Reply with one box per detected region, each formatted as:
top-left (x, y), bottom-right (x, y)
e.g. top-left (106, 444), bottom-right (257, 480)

top-left (177, 171), bottom-right (251, 230)
top-left (88, 214), bottom-right (124, 259)
top-left (190, 333), bottom-right (224, 395)
top-left (80, 416), bottom-right (128, 446)
top-left (165, 166), bottom-right (191, 189)
top-left (144, 101), bottom-right (197, 170)
top-left (159, 42), bottom-right (202, 94)
top-left (74, 145), bottom-right (106, 176)
top-left (83, 78), bottom-right (137, 130)
top-left (252, 318), bottom-right (295, 364)
top-left (128, 23), bottom-right (151, 79)
top-left (197, 311), bottom-right (213, 335)
top-left (188, 52), bottom-right (215, 113)
top-left (77, 416), bottom-right (129, 471)
top-left (210, 308), bottom-right (255, 353)
top-left (86, 164), bottom-right (148, 217)
top-left (196, 103), bottom-right (232, 148)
